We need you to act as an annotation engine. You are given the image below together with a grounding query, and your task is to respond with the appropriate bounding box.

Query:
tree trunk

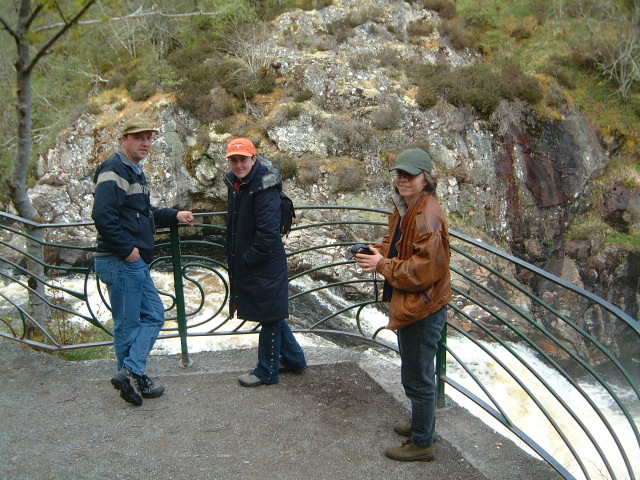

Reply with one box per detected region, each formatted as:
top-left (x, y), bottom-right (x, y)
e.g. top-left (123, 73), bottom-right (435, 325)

top-left (9, 0), bottom-right (48, 338)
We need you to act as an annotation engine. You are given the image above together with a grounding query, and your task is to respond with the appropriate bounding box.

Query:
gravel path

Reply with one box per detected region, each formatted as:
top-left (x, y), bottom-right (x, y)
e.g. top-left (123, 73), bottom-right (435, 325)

top-left (0, 340), bottom-right (560, 480)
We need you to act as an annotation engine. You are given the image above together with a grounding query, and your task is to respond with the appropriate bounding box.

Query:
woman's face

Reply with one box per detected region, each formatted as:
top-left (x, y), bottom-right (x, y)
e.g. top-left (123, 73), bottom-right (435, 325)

top-left (228, 155), bottom-right (257, 180)
top-left (395, 170), bottom-right (426, 203)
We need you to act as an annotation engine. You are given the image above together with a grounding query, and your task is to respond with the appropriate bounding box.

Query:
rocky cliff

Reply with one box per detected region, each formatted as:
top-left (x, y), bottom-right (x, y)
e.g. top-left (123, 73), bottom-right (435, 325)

top-left (17, 0), bottom-right (638, 322)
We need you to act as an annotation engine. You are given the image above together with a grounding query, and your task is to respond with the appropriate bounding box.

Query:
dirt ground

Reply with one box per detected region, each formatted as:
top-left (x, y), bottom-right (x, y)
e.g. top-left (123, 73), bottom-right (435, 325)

top-left (0, 339), bottom-right (560, 480)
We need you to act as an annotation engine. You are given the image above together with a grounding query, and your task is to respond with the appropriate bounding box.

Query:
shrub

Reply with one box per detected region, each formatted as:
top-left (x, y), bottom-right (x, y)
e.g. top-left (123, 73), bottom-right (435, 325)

top-left (85, 101), bottom-right (102, 115)
top-left (420, 0), bottom-right (457, 20)
top-left (349, 51), bottom-right (377, 71)
top-left (331, 163), bottom-right (365, 193)
top-left (413, 62), bottom-right (543, 116)
top-left (370, 96), bottom-right (404, 130)
top-left (256, 73), bottom-right (277, 94)
top-left (510, 25), bottom-right (533, 40)
top-left (177, 85), bottom-right (236, 125)
top-left (123, 57), bottom-right (177, 101)
top-left (130, 81), bottom-right (156, 101)
top-left (501, 62), bottom-right (544, 105)
top-left (294, 90), bottom-right (313, 102)
top-left (459, 1), bottom-right (501, 29)
top-left (285, 105), bottom-right (303, 120)
top-left (407, 20), bottom-right (436, 38)
top-left (328, 20), bottom-right (354, 45)
top-left (274, 155), bottom-right (298, 180)
top-left (416, 88), bottom-right (439, 110)
top-left (542, 64), bottom-right (577, 90)
top-left (297, 162), bottom-right (321, 188)
top-left (320, 116), bottom-right (377, 156)
top-left (438, 19), bottom-right (472, 50)
top-left (256, 0), bottom-right (333, 21)
top-left (106, 73), bottom-right (124, 90)
top-left (378, 47), bottom-right (406, 69)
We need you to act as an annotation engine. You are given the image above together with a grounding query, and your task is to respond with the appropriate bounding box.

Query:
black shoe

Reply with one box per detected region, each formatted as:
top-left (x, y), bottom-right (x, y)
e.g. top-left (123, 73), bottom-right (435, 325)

top-left (111, 367), bottom-right (143, 406)
top-left (279, 363), bottom-right (307, 374)
top-left (134, 374), bottom-right (165, 399)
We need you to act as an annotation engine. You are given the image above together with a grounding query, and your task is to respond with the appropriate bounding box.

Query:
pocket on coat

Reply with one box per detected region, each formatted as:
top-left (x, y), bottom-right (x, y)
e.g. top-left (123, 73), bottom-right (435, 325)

top-left (398, 291), bottom-right (427, 317)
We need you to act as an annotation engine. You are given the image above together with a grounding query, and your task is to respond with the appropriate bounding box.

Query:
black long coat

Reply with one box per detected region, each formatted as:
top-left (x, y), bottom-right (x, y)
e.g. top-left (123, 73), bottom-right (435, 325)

top-left (224, 157), bottom-right (288, 323)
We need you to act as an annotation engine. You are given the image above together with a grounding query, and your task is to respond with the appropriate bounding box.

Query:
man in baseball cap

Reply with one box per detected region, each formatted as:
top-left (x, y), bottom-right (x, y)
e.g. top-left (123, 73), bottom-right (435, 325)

top-left (120, 116), bottom-right (159, 136)
top-left (93, 115), bottom-right (194, 406)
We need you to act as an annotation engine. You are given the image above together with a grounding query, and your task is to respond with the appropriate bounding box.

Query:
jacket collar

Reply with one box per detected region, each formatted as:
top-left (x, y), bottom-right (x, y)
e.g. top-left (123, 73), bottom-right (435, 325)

top-left (225, 156), bottom-right (282, 193)
top-left (115, 149), bottom-right (142, 174)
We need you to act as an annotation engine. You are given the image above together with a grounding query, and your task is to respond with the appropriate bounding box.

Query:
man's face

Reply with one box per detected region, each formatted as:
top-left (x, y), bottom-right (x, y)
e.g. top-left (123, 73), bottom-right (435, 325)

top-left (228, 154), bottom-right (257, 180)
top-left (122, 131), bottom-right (154, 163)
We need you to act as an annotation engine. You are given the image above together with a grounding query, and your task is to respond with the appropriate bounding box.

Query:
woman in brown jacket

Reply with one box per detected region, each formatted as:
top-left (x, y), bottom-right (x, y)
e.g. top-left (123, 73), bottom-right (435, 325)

top-left (355, 148), bottom-right (452, 462)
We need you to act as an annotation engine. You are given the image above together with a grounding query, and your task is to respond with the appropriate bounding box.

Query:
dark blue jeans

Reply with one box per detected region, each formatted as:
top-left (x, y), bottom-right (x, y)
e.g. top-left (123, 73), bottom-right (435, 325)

top-left (94, 255), bottom-right (165, 376)
top-left (252, 319), bottom-right (306, 384)
top-left (397, 306), bottom-right (447, 447)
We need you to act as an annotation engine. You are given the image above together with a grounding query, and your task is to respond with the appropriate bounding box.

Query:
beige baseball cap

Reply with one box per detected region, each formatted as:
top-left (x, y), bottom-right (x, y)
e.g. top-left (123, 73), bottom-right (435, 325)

top-left (120, 116), bottom-right (159, 136)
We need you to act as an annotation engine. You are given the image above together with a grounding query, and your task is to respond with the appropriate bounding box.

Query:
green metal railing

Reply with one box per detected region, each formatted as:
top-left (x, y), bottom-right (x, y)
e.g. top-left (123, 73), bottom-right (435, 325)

top-left (0, 207), bottom-right (638, 480)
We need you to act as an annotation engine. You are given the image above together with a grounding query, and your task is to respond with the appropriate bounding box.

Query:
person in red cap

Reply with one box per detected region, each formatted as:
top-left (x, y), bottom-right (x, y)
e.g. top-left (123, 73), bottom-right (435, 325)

top-left (223, 137), bottom-right (306, 387)
top-left (355, 148), bottom-right (452, 462)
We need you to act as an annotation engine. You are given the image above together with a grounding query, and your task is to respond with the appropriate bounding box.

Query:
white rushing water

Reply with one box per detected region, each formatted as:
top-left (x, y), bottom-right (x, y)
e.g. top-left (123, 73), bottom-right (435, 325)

top-left (2, 272), bottom-right (638, 480)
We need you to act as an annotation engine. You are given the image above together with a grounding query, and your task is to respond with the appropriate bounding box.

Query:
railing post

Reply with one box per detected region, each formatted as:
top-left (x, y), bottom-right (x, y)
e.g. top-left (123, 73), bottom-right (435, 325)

top-left (436, 321), bottom-right (447, 409)
top-left (169, 225), bottom-right (192, 367)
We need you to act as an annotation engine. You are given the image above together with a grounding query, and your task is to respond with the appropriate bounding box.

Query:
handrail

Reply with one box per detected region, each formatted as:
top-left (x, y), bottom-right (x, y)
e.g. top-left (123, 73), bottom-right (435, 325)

top-left (0, 208), bottom-right (638, 480)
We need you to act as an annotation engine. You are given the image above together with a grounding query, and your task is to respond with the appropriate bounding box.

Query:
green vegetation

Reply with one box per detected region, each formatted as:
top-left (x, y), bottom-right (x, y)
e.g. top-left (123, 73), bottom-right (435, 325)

top-left (0, 314), bottom-right (114, 361)
top-left (1, 0), bottom-right (638, 249)
top-left (566, 215), bottom-right (616, 242)
top-left (413, 62), bottom-right (543, 116)
top-left (608, 233), bottom-right (640, 253)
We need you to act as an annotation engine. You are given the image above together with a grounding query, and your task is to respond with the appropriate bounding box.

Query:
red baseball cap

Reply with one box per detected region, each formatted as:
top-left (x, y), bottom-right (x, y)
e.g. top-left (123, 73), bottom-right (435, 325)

top-left (225, 138), bottom-right (256, 158)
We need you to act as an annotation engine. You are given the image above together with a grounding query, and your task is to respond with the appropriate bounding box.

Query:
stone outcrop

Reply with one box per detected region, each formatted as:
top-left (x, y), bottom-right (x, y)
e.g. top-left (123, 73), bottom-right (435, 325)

top-left (5, 0), bottom-right (636, 347)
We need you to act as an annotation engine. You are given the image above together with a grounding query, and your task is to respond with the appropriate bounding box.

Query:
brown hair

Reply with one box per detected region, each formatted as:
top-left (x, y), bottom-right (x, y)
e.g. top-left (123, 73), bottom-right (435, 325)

top-left (423, 171), bottom-right (438, 196)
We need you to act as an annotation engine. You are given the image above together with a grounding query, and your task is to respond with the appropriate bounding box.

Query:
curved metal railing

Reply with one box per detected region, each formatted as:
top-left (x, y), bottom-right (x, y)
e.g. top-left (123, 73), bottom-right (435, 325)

top-left (0, 207), bottom-right (638, 480)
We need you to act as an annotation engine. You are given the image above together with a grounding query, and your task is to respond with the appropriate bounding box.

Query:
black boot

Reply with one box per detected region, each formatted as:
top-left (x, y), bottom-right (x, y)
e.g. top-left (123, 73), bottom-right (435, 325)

top-left (134, 374), bottom-right (165, 399)
top-left (111, 366), bottom-right (143, 406)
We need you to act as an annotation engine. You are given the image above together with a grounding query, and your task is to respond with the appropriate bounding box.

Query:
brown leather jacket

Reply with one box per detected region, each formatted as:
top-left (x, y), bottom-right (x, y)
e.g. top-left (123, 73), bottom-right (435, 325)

top-left (374, 192), bottom-right (452, 330)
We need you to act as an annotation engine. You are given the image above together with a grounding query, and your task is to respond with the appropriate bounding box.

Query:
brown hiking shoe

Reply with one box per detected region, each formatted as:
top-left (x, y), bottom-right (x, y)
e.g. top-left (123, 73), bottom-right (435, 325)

top-left (393, 421), bottom-right (411, 437)
top-left (385, 440), bottom-right (435, 462)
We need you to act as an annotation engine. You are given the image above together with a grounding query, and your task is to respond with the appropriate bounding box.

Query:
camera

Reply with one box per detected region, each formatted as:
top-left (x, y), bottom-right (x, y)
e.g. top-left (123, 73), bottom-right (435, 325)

top-left (349, 243), bottom-right (373, 256)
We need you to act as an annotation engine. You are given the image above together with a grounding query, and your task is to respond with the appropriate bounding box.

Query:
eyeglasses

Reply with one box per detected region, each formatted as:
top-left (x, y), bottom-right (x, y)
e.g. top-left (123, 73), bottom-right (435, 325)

top-left (395, 170), bottom-right (420, 179)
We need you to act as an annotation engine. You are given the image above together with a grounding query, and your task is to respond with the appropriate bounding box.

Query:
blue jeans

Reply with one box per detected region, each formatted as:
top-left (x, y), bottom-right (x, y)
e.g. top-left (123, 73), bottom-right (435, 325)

top-left (397, 306), bottom-right (447, 447)
top-left (252, 320), bottom-right (306, 384)
top-left (94, 256), bottom-right (165, 376)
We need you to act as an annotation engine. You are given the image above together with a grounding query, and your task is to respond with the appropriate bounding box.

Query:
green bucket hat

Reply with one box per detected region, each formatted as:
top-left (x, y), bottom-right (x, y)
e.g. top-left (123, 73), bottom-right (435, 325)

top-left (389, 148), bottom-right (432, 175)
top-left (120, 116), bottom-right (159, 136)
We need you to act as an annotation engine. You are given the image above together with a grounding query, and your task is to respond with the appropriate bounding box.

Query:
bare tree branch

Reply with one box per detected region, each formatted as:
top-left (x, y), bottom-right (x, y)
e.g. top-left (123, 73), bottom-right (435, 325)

top-left (0, 16), bottom-right (19, 39)
top-left (33, 4), bottom-right (236, 33)
top-left (27, 0), bottom-right (97, 74)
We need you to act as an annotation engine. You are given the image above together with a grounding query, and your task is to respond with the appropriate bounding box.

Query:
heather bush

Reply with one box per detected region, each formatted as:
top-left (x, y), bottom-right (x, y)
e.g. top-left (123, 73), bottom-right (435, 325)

top-left (274, 155), bottom-right (298, 180)
top-left (407, 20), bottom-right (436, 38)
top-left (297, 162), bottom-right (321, 188)
top-left (413, 62), bottom-right (543, 116)
top-left (438, 19), bottom-right (472, 50)
top-left (419, 0), bottom-right (457, 20)
top-left (370, 96), bottom-right (404, 130)
top-left (331, 162), bottom-right (365, 193)
top-left (294, 90), bottom-right (313, 103)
